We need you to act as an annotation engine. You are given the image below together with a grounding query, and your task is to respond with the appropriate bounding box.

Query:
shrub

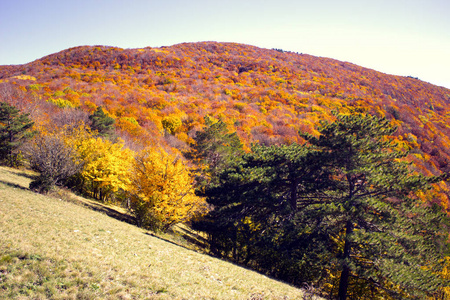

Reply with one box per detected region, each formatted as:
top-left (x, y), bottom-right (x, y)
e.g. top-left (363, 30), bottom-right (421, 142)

top-left (27, 134), bottom-right (82, 193)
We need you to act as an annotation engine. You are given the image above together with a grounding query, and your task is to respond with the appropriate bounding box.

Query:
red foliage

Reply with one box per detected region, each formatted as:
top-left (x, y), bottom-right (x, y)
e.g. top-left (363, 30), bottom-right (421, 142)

top-left (1, 41), bottom-right (449, 191)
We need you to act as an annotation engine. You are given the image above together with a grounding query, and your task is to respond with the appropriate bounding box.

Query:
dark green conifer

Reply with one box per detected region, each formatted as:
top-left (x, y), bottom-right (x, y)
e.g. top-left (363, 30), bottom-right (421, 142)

top-left (185, 115), bottom-right (243, 185)
top-left (301, 113), bottom-right (449, 299)
top-left (0, 101), bottom-right (34, 167)
top-left (198, 113), bottom-right (449, 299)
top-left (88, 106), bottom-right (115, 138)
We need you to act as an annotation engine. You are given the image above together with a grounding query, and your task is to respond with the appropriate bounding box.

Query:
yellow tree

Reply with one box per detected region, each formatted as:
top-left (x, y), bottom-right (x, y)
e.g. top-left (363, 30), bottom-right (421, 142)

top-left (128, 148), bottom-right (206, 231)
top-left (68, 127), bottom-right (133, 202)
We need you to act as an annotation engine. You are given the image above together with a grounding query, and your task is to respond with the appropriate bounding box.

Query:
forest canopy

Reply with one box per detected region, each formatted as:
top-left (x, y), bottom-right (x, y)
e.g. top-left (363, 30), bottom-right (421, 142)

top-left (1, 42), bottom-right (450, 299)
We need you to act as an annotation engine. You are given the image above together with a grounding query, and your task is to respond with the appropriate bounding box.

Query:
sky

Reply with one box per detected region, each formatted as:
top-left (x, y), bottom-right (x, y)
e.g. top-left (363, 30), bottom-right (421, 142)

top-left (1, 0), bottom-right (449, 89)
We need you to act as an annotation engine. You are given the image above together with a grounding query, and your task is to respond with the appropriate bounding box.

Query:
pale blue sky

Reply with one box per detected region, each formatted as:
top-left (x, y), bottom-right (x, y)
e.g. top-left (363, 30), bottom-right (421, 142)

top-left (1, 0), bottom-right (449, 89)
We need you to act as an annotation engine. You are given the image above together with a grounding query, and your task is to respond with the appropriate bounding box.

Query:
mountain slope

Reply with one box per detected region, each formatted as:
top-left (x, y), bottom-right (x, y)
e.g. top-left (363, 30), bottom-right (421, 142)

top-left (0, 166), bottom-right (313, 299)
top-left (0, 41), bottom-right (449, 203)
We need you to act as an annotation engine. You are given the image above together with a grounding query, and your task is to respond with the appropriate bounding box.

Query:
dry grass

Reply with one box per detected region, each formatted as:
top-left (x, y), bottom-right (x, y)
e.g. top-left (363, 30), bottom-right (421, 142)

top-left (0, 166), bottom-right (318, 299)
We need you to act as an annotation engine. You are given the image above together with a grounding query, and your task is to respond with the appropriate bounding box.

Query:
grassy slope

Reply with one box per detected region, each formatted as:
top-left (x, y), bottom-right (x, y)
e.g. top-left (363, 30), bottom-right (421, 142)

top-left (0, 166), bottom-right (316, 299)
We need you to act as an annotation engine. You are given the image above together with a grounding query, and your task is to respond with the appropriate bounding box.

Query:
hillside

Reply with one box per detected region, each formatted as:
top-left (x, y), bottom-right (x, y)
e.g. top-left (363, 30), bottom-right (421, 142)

top-left (1, 42), bottom-right (450, 298)
top-left (0, 42), bottom-right (449, 189)
top-left (0, 166), bottom-right (316, 299)
top-left (0, 42), bottom-right (449, 198)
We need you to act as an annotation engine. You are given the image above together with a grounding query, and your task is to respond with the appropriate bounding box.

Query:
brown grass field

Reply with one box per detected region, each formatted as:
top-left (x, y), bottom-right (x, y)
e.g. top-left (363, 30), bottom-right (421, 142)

top-left (0, 166), bottom-right (319, 299)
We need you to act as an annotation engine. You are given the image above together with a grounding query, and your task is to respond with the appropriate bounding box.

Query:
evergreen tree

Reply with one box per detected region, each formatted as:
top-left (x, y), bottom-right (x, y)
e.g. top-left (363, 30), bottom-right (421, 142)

top-left (193, 142), bottom-right (323, 274)
top-left (300, 114), bottom-right (449, 299)
top-left (199, 113), bottom-right (450, 299)
top-left (88, 106), bottom-right (115, 138)
top-left (0, 101), bottom-right (34, 167)
top-left (185, 115), bottom-right (243, 186)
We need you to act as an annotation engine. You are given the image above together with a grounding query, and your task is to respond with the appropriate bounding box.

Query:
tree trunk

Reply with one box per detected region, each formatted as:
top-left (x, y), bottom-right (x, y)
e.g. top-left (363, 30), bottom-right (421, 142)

top-left (338, 220), bottom-right (353, 300)
top-left (338, 264), bottom-right (350, 300)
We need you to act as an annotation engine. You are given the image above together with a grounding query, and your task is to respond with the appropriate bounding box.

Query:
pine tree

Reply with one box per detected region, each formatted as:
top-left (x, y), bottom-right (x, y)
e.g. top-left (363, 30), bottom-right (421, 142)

top-left (0, 101), bottom-right (34, 167)
top-left (193, 142), bottom-right (319, 268)
top-left (300, 113), bottom-right (449, 299)
top-left (199, 113), bottom-right (450, 299)
top-left (185, 115), bottom-right (243, 185)
top-left (88, 106), bottom-right (115, 138)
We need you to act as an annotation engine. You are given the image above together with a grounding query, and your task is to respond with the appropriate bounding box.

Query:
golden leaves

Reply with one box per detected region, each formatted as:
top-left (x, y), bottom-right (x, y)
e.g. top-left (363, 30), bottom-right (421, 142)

top-left (129, 148), bottom-right (206, 229)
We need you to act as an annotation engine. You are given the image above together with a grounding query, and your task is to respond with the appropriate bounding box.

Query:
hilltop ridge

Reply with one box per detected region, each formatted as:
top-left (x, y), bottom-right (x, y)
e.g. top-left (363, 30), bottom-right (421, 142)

top-left (1, 41), bottom-right (449, 202)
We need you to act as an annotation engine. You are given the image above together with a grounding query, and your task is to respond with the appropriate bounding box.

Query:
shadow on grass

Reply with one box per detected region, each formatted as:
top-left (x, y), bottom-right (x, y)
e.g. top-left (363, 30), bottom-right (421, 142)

top-left (76, 200), bottom-right (137, 225)
top-left (144, 231), bottom-right (204, 253)
top-left (0, 166), bottom-right (38, 180)
top-left (0, 179), bottom-right (30, 191)
top-left (176, 226), bottom-right (208, 249)
top-left (14, 171), bottom-right (37, 180)
top-left (144, 227), bottom-right (209, 254)
top-left (0, 172), bottom-right (136, 226)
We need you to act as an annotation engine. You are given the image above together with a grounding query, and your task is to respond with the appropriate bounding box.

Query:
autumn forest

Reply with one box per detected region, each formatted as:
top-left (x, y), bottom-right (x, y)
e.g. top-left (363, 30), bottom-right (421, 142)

top-left (1, 42), bottom-right (450, 299)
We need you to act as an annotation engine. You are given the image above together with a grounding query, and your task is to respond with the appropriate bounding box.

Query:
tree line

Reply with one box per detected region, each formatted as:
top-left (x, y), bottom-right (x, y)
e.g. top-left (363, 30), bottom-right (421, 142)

top-left (0, 101), bottom-right (206, 232)
top-left (192, 113), bottom-right (450, 299)
top-left (1, 100), bottom-right (449, 299)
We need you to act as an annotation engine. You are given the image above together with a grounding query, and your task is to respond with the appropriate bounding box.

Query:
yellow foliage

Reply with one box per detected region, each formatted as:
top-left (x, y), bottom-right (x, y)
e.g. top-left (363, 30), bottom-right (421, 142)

top-left (12, 75), bottom-right (36, 81)
top-left (162, 115), bottom-right (182, 135)
top-left (176, 131), bottom-right (193, 144)
top-left (83, 100), bottom-right (98, 113)
top-left (150, 48), bottom-right (169, 54)
top-left (129, 148), bottom-right (206, 230)
top-left (433, 257), bottom-right (450, 300)
top-left (121, 116), bottom-right (139, 126)
top-left (116, 116), bottom-right (142, 138)
top-left (47, 98), bottom-right (76, 108)
top-left (67, 127), bottom-right (133, 201)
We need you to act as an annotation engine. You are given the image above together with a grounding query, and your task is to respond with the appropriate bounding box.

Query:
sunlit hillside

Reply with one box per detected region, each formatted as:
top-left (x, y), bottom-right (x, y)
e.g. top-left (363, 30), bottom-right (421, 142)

top-left (1, 41), bottom-right (449, 204)
top-left (0, 166), bottom-right (316, 299)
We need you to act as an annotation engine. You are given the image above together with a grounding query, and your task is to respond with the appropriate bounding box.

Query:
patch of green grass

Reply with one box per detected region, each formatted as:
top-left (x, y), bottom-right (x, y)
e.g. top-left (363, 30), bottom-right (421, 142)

top-left (0, 166), bottom-right (317, 299)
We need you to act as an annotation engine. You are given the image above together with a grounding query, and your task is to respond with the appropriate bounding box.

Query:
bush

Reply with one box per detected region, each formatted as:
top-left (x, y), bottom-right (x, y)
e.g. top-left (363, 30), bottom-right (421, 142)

top-left (26, 134), bottom-right (82, 193)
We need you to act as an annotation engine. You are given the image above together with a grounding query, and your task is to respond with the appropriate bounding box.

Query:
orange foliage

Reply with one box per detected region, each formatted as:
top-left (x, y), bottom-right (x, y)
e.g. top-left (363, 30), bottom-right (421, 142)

top-left (1, 41), bottom-right (449, 205)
